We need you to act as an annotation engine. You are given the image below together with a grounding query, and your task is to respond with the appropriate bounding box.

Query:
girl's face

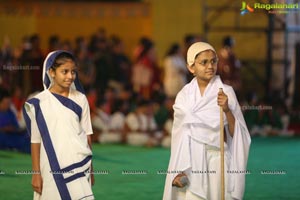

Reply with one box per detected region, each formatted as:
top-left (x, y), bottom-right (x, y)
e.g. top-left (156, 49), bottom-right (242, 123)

top-left (0, 97), bottom-right (11, 111)
top-left (148, 47), bottom-right (157, 61)
top-left (49, 60), bottom-right (76, 90)
top-left (188, 50), bottom-right (218, 82)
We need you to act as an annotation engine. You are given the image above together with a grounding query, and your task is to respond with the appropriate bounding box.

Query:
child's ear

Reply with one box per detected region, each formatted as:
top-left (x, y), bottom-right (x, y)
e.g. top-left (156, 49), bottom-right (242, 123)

top-left (49, 68), bottom-right (55, 78)
top-left (187, 64), bottom-right (195, 75)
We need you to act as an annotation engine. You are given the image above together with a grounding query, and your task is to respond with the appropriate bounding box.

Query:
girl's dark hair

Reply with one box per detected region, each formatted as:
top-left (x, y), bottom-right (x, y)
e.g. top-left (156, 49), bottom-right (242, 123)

top-left (136, 37), bottom-right (154, 60)
top-left (0, 87), bottom-right (10, 102)
top-left (51, 52), bottom-right (76, 70)
top-left (223, 36), bottom-right (234, 47)
top-left (166, 43), bottom-right (180, 57)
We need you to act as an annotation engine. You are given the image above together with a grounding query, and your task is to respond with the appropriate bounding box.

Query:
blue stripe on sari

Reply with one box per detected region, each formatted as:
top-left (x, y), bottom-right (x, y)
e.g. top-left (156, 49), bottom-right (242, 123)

top-left (61, 155), bottom-right (92, 172)
top-left (64, 172), bottom-right (86, 183)
top-left (51, 93), bottom-right (82, 121)
top-left (27, 98), bottom-right (72, 200)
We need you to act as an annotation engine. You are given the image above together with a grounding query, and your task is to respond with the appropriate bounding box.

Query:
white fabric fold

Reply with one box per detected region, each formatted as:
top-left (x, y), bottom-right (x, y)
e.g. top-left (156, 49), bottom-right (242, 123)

top-left (163, 76), bottom-right (251, 200)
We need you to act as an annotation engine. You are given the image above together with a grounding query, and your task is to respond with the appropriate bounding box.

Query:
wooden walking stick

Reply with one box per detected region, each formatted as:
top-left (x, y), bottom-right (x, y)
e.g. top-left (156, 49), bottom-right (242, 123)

top-left (219, 88), bottom-right (225, 200)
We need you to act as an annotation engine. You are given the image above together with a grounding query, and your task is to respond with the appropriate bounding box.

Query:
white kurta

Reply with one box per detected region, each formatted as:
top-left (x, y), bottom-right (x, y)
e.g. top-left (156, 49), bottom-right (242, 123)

top-left (92, 109), bottom-right (110, 133)
top-left (161, 119), bottom-right (173, 148)
top-left (95, 111), bottom-right (124, 144)
top-left (163, 76), bottom-right (251, 200)
top-left (24, 89), bottom-right (94, 200)
top-left (125, 112), bottom-right (158, 146)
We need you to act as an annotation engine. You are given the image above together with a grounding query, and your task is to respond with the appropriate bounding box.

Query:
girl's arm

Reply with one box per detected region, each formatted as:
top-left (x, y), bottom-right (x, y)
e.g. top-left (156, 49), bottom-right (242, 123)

top-left (224, 109), bottom-right (235, 137)
top-left (31, 143), bottom-right (43, 194)
top-left (218, 89), bottom-right (235, 137)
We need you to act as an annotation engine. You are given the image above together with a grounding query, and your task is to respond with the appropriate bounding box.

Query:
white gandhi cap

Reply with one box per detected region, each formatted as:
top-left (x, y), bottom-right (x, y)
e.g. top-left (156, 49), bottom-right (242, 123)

top-left (187, 42), bottom-right (216, 67)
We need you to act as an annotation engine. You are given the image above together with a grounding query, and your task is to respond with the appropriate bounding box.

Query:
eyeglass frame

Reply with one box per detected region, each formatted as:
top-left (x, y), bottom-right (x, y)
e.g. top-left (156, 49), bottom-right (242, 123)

top-left (194, 57), bottom-right (219, 67)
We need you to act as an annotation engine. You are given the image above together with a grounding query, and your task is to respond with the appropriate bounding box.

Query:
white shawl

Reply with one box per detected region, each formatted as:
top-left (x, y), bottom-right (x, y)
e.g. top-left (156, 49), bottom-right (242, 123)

top-left (163, 75), bottom-right (251, 200)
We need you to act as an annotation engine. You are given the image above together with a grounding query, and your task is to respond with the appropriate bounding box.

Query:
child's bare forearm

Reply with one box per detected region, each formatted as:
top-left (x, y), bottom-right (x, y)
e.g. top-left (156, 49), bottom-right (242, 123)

top-left (87, 135), bottom-right (92, 150)
top-left (225, 110), bottom-right (235, 137)
top-left (31, 143), bottom-right (41, 173)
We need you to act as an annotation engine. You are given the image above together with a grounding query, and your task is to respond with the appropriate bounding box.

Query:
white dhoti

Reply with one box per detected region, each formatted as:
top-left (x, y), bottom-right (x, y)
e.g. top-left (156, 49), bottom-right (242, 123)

top-left (172, 144), bottom-right (233, 200)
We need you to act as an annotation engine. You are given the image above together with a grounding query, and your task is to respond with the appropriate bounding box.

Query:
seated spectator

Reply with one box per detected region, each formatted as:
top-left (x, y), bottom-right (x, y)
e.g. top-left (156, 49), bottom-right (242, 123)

top-left (161, 118), bottom-right (173, 148)
top-left (125, 99), bottom-right (162, 147)
top-left (106, 99), bottom-right (130, 144)
top-left (277, 102), bottom-right (293, 136)
top-left (289, 105), bottom-right (300, 135)
top-left (92, 98), bottom-right (111, 143)
top-left (246, 99), bottom-right (284, 137)
top-left (11, 85), bottom-right (25, 112)
top-left (10, 86), bottom-right (26, 129)
top-left (243, 92), bottom-right (260, 136)
top-left (258, 102), bottom-right (283, 136)
top-left (155, 97), bottom-right (174, 148)
top-left (0, 87), bottom-right (30, 153)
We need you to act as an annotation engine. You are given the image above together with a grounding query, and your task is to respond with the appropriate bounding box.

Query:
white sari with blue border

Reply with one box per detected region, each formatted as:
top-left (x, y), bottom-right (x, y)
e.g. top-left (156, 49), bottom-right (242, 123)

top-left (23, 89), bottom-right (94, 200)
top-left (23, 50), bottom-right (94, 200)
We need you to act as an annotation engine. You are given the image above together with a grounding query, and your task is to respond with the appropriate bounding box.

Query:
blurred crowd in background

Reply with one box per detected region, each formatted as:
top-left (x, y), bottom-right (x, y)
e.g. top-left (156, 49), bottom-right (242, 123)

top-left (0, 28), bottom-right (299, 153)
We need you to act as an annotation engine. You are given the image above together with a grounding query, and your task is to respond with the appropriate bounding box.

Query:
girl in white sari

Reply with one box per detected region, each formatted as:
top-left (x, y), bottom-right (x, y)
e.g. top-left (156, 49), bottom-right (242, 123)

top-left (23, 50), bottom-right (94, 200)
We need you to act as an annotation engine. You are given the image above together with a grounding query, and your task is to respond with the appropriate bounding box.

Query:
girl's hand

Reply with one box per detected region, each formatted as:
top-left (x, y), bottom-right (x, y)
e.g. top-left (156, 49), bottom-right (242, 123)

top-left (218, 89), bottom-right (230, 113)
top-left (172, 173), bottom-right (188, 188)
top-left (32, 173), bottom-right (43, 194)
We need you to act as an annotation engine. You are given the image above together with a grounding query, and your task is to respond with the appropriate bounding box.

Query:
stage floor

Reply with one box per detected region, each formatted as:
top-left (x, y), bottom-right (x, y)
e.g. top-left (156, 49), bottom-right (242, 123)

top-left (0, 137), bottom-right (299, 200)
